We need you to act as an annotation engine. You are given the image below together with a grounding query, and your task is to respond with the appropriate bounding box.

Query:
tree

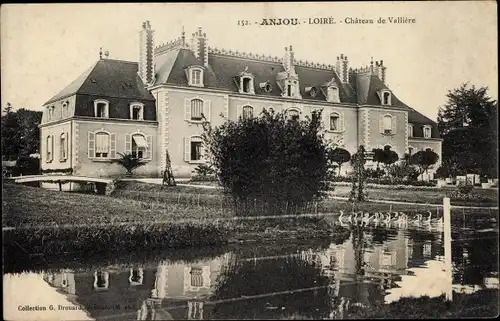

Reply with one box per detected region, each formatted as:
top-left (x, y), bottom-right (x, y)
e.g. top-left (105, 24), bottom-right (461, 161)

top-left (350, 145), bottom-right (368, 202)
top-left (328, 148), bottom-right (351, 177)
top-left (371, 148), bottom-right (385, 170)
top-left (437, 83), bottom-right (497, 176)
top-left (410, 150), bottom-right (439, 175)
top-left (112, 152), bottom-right (147, 176)
top-left (202, 108), bottom-right (331, 215)
top-left (381, 146), bottom-right (399, 173)
top-left (1, 104), bottom-right (42, 160)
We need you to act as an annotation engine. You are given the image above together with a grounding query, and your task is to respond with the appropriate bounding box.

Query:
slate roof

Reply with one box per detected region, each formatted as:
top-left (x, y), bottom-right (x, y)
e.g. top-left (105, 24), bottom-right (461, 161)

top-left (44, 59), bottom-right (155, 105)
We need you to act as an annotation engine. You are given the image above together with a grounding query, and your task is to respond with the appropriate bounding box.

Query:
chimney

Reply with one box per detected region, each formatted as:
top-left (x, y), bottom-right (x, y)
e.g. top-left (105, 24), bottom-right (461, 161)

top-left (139, 21), bottom-right (155, 86)
top-left (191, 27), bottom-right (208, 66)
top-left (373, 60), bottom-right (387, 83)
top-left (283, 45), bottom-right (296, 74)
top-left (335, 54), bottom-right (349, 83)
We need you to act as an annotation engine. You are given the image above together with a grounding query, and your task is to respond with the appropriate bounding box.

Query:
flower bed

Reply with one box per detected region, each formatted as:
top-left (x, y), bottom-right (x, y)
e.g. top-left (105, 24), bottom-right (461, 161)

top-left (331, 176), bottom-right (437, 187)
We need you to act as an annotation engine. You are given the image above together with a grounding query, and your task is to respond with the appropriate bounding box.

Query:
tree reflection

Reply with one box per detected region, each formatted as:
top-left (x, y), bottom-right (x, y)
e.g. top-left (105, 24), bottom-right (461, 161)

top-left (208, 255), bottom-right (336, 319)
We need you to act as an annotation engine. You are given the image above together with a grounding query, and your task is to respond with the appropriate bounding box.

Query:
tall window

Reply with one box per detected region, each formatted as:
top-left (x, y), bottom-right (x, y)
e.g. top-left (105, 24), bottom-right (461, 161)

top-left (190, 99), bottom-right (204, 121)
top-left (46, 135), bottom-right (53, 161)
top-left (62, 102), bottom-right (68, 118)
top-left (94, 100), bottom-right (109, 118)
top-left (191, 69), bottom-right (202, 86)
top-left (95, 132), bottom-right (110, 158)
top-left (424, 126), bottom-right (431, 138)
top-left (383, 92), bottom-right (391, 105)
top-left (330, 113), bottom-right (339, 131)
top-left (287, 84), bottom-right (292, 97)
top-left (242, 77), bottom-right (253, 93)
top-left (47, 106), bottom-right (55, 121)
top-left (191, 137), bottom-right (203, 161)
top-left (132, 134), bottom-right (148, 159)
top-left (242, 105), bottom-right (253, 120)
top-left (60, 133), bottom-right (67, 161)
top-left (408, 146), bottom-right (414, 155)
top-left (93, 271), bottom-right (109, 290)
top-left (408, 124), bottom-right (413, 137)
top-left (383, 115), bottom-right (392, 134)
top-left (287, 109), bottom-right (300, 121)
top-left (327, 86), bottom-right (340, 103)
top-left (190, 267), bottom-right (204, 287)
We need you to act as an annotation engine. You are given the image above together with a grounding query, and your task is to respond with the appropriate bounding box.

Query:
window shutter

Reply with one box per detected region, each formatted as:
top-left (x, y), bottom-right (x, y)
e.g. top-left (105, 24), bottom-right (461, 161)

top-left (379, 115), bottom-right (384, 133)
top-left (146, 135), bottom-right (152, 160)
top-left (340, 112), bottom-right (345, 132)
top-left (184, 136), bottom-right (190, 162)
top-left (237, 105), bottom-right (242, 119)
top-left (50, 135), bottom-right (54, 161)
top-left (185, 98), bottom-right (191, 121)
top-left (65, 132), bottom-right (69, 160)
top-left (110, 133), bottom-right (117, 159)
top-left (140, 106), bottom-right (144, 120)
top-left (88, 132), bottom-right (95, 158)
top-left (125, 134), bottom-right (132, 155)
top-left (392, 115), bottom-right (397, 134)
top-left (205, 100), bottom-right (211, 122)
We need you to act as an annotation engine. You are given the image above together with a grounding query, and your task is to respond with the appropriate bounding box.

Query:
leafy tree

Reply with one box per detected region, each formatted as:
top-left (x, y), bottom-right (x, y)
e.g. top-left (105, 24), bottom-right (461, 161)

top-left (1, 104), bottom-right (42, 160)
top-left (410, 150), bottom-right (440, 175)
top-left (328, 148), bottom-right (351, 177)
top-left (437, 83), bottom-right (497, 176)
top-left (388, 154), bottom-right (419, 180)
top-left (202, 108), bottom-right (331, 215)
top-left (112, 152), bottom-right (147, 176)
top-left (381, 145), bottom-right (399, 173)
top-left (371, 148), bottom-right (385, 170)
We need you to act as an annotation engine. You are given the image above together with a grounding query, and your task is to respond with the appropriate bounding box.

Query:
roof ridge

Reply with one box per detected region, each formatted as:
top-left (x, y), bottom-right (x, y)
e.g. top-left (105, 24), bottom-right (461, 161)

top-left (101, 58), bottom-right (138, 64)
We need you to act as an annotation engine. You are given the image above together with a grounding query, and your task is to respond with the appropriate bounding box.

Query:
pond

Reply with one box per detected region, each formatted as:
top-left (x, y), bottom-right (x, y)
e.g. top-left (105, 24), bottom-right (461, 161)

top-left (4, 219), bottom-right (498, 320)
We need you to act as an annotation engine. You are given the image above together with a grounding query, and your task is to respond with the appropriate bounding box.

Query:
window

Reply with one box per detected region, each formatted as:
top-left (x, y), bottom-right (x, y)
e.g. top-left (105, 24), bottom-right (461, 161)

top-left (190, 267), bottom-right (204, 287)
top-left (95, 132), bottom-right (110, 158)
top-left (47, 106), bottom-right (55, 121)
top-left (241, 77), bottom-right (254, 94)
top-left (61, 102), bottom-right (68, 118)
top-left (383, 115), bottom-right (392, 134)
top-left (425, 147), bottom-right (434, 152)
top-left (408, 146), bottom-right (414, 155)
top-left (60, 133), bottom-right (67, 161)
top-left (330, 113), bottom-right (339, 131)
top-left (191, 140), bottom-right (203, 161)
top-left (190, 99), bottom-right (204, 121)
top-left (242, 105), bottom-right (253, 120)
top-left (129, 268), bottom-right (144, 285)
top-left (130, 103), bottom-right (144, 120)
top-left (327, 86), bottom-right (340, 103)
top-left (287, 109), bottom-right (300, 121)
top-left (132, 134), bottom-right (147, 159)
top-left (287, 84), bottom-right (292, 97)
top-left (381, 91), bottom-right (392, 105)
top-left (189, 68), bottom-right (204, 87)
top-left (408, 124), bottom-right (413, 137)
top-left (46, 135), bottom-right (53, 162)
top-left (423, 126), bottom-right (432, 138)
top-left (61, 273), bottom-right (68, 288)
top-left (94, 100), bottom-right (109, 118)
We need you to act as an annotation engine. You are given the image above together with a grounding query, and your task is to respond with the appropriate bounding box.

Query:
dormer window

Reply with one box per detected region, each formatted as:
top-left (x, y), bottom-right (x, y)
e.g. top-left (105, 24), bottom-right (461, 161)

top-left (187, 66), bottom-right (204, 87)
top-left (94, 99), bottom-right (109, 118)
top-left (327, 86), bottom-right (340, 103)
top-left (93, 271), bottom-right (109, 291)
top-left (408, 123), bottom-right (414, 137)
top-left (47, 106), bottom-right (55, 121)
top-left (259, 81), bottom-right (273, 93)
top-left (61, 102), bottom-right (69, 118)
top-left (379, 90), bottom-right (392, 106)
top-left (130, 103), bottom-right (144, 120)
top-left (423, 125), bottom-right (432, 138)
top-left (238, 73), bottom-right (255, 94)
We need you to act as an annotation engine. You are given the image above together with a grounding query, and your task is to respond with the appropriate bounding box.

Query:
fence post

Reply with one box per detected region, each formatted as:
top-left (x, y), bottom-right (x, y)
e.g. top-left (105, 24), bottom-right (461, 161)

top-left (443, 197), bottom-right (453, 302)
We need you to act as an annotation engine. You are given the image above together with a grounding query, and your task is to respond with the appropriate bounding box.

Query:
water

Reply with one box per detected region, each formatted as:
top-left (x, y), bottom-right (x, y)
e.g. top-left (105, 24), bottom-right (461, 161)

top-left (4, 221), bottom-right (498, 320)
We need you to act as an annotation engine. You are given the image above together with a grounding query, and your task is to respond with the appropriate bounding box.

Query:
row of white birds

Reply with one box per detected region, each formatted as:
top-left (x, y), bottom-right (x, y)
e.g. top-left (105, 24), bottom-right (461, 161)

top-left (337, 210), bottom-right (444, 228)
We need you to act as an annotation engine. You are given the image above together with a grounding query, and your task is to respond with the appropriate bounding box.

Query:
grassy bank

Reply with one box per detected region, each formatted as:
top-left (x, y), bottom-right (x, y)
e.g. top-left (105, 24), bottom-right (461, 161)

top-left (345, 289), bottom-right (499, 319)
top-left (3, 184), bottom-right (351, 263)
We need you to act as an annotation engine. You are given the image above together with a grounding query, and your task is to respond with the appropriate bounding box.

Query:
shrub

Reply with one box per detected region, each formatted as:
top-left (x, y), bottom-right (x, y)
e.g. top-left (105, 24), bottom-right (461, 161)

top-left (202, 109), bottom-right (331, 215)
top-left (457, 180), bottom-right (474, 194)
top-left (112, 152), bottom-right (147, 175)
top-left (365, 168), bottom-right (385, 179)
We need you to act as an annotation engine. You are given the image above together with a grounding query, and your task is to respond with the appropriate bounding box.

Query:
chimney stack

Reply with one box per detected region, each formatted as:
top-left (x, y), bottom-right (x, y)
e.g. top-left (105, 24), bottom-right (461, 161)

top-left (139, 21), bottom-right (155, 86)
top-left (373, 59), bottom-right (387, 83)
top-left (335, 54), bottom-right (349, 83)
top-left (191, 27), bottom-right (208, 66)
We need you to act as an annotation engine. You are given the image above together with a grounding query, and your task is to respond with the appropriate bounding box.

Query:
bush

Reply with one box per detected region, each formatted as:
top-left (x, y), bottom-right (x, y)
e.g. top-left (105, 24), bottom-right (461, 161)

top-left (202, 109), bottom-right (331, 216)
top-left (365, 168), bottom-right (385, 178)
top-left (457, 180), bottom-right (474, 194)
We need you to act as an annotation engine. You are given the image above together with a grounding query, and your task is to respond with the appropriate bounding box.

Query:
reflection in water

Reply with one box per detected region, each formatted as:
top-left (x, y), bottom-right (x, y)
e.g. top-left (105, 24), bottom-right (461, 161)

top-left (3, 223), bottom-right (498, 320)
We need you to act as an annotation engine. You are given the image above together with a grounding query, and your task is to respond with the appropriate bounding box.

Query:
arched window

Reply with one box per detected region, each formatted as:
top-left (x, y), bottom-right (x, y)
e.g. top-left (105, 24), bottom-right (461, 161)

top-left (408, 124), bottom-right (413, 137)
top-left (191, 69), bottom-right (202, 85)
top-left (287, 109), bottom-right (300, 121)
top-left (130, 103), bottom-right (144, 120)
top-left (60, 133), bottom-right (67, 161)
top-left (190, 99), bottom-right (204, 121)
top-left (188, 66), bottom-right (204, 87)
top-left (95, 132), bottom-right (110, 158)
top-left (383, 115), bottom-right (392, 134)
top-left (46, 135), bottom-right (53, 162)
top-left (61, 102), bottom-right (69, 118)
top-left (330, 112), bottom-right (340, 131)
top-left (242, 105), bottom-right (254, 120)
top-left (425, 147), bottom-right (434, 152)
top-left (132, 134), bottom-right (148, 159)
top-left (423, 125), bottom-right (432, 138)
top-left (93, 271), bottom-right (109, 290)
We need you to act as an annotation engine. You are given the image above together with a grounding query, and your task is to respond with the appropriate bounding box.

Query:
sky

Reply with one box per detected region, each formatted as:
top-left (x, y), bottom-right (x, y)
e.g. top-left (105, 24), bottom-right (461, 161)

top-left (1, 2), bottom-right (497, 121)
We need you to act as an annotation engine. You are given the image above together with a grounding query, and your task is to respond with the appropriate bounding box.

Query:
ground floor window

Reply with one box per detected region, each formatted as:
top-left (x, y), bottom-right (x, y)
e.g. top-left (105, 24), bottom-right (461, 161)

top-left (95, 133), bottom-right (110, 158)
top-left (191, 141), bottom-right (202, 161)
top-left (132, 134), bottom-right (148, 159)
